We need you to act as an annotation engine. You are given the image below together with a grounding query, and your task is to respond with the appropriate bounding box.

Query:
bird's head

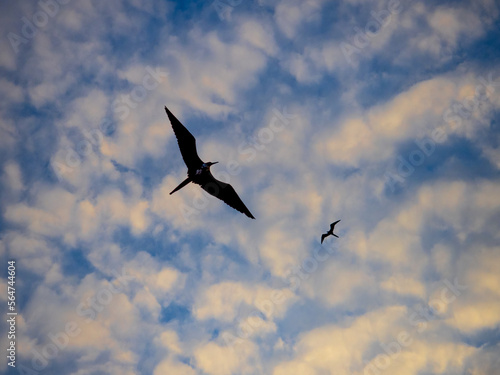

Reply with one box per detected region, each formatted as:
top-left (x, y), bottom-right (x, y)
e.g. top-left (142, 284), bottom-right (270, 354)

top-left (207, 161), bottom-right (218, 168)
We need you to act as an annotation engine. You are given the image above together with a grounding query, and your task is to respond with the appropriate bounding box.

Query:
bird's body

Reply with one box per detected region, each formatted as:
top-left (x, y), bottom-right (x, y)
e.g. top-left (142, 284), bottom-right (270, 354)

top-left (321, 220), bottom-right (341, 243)
top-left (166, 106), bottom-right (255, 219)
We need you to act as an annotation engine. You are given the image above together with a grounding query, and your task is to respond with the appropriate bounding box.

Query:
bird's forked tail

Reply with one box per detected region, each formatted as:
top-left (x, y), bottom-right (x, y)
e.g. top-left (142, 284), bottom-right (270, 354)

top-left (170, 177), bottom-right (192, 195)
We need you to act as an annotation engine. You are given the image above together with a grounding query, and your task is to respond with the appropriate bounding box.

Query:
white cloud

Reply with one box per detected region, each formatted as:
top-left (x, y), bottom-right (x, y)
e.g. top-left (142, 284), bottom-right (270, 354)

top-left (2, 160), bottom-right (23, 193)
top-left (316, 76), bottom-right (459, 167)
top-left (153, 358), bottom-right (196, 375)
top-left (2, 1), bottom-right (500, 374)
top-left (194, 281), bottom-right (295, 322)
top-left (194, 340), bottom-right (260, 375)
top-left (157, 330), bottom-right (183, 355)
top-left (240, 19), bottom-right (278, 56)
top-left (274, 0), bottom-right (324, 39)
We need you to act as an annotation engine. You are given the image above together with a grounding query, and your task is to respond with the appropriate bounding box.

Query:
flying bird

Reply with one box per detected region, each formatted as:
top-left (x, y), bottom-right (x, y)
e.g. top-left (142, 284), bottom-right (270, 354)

top-left (321, 220), bottom-right (341, 243)
top-left (165, 106), bottom-right (255, 219)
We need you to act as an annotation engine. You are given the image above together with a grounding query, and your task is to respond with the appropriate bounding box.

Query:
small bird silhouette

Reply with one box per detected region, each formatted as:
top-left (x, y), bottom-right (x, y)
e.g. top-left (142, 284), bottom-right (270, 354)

top-left (321, 220), bottom-right (341, 243)
top-left (166, 106), bottom-right (255, 219)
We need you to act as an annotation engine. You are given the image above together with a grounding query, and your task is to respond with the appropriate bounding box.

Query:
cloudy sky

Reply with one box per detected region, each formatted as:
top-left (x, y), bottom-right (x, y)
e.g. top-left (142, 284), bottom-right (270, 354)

top-left (1, 0), bottom-right (500, 374)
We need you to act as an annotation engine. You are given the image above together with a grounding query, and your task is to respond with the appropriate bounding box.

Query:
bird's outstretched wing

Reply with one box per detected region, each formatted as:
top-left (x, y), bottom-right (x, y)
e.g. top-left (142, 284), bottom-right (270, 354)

top-left (330, 219), bottom-right (341, 231)
top-left (165, 106), bottom-right (203, 170)
top-left (321, 233), bottom-right (328, 244)
top-left (196, 171), bottom-right (255, 219)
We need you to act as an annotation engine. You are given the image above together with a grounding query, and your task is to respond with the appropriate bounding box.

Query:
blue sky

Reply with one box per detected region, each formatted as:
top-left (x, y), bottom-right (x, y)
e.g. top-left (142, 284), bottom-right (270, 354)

top-left (1, 0), bottom-right (500, 374)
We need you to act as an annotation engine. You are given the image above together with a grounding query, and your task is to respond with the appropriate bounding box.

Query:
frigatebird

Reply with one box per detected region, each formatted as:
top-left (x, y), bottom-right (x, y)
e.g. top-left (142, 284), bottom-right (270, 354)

top-left (165, 106), bottom-right (255, 219)
top-left (321, 220), bottom-right (340, 243)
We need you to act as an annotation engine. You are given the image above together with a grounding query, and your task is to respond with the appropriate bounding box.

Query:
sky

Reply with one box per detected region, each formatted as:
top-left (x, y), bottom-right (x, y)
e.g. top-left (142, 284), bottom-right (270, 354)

top-left (1, 0), bottom-right (500, 374)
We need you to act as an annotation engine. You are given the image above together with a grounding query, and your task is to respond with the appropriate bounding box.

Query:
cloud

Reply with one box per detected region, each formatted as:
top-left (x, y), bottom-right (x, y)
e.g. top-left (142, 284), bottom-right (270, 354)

top-left (153, 359), bottom-right (196, 375)
top-left (2, 160), bottom-right (23, 194)
top-left (240, 19), bottom-right (278, 56)
top-left (273, 305), bottom-right (408, 374)
top-left (194, 281), bottom-right (295, 322)
top-left (274, 0), bottom-right (324, 39)
top-left (316, 75), bottom-right (458, 167)
top-left (1, 0), bottom-right (500, 374)
top-left (194, 340), bottom-right (259, 375)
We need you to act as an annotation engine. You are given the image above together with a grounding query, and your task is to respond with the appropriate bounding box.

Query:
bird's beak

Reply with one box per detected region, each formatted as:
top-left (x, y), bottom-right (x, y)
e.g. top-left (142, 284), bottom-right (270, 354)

top-left (212, 161), bottom-right (219, 165)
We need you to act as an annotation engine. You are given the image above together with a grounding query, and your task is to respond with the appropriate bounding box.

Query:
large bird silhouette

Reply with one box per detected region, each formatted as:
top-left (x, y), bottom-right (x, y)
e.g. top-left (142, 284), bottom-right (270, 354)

top-left (321, 220), bottom-right (340, 243)
top-left (165, 106), bottom-right (255, 219)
